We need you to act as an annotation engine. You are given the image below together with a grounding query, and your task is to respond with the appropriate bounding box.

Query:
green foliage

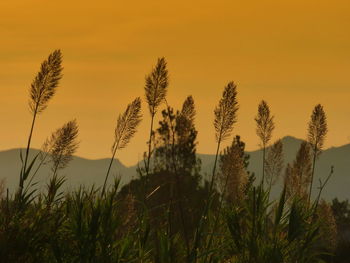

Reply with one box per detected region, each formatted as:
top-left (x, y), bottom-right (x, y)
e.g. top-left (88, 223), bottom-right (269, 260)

top-left (224, 186), bottom-right (328, 263)
top-left (331, 198), bottom-right (350, 263)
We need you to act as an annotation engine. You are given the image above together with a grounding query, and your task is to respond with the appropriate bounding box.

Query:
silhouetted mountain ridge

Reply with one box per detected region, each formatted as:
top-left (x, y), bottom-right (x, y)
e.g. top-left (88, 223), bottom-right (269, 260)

top-left (198, 136), bottom-right (350, 200)
top-left (0, 136), bottom-right (348, 200)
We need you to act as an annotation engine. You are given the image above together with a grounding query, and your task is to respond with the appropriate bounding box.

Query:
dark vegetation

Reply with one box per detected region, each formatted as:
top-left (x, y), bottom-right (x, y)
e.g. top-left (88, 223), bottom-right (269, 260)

top-left (0, 50), bottom-right (349, 262)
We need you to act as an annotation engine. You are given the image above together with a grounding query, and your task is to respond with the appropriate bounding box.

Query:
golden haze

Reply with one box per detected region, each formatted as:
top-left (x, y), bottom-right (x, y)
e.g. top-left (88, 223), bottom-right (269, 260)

top-left (0, 0), bottom-right (349, 165)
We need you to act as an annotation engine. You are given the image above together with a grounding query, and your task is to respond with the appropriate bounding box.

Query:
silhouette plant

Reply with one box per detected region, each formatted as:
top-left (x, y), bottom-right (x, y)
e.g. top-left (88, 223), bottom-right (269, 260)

top-left (144, 57), bottom-right (168, 175)
top-left (265, 139), bottom-right (284, 195)
top-left (307, 104), bottom-right (327, 203)
top-left (43, 120), bottom-right (79, 205)
top-left (218, 136), bottom-right (248, 204)
top-left (255, 100), bottom-right (275, 187)
top-left (191, 81), bottom-right (239, 262)
top-left (211, 81), bottom-right (239, 191)
top-left (152, 96), bottom-right (199, 257)
top-left (285, 141), bottom-right (312, 201)
top-left (0, 54), bottom-right (339, 263)
top-left (102, 97), bottom-right (142, 196)
top-left (19, 50), bottom-right (63, 200)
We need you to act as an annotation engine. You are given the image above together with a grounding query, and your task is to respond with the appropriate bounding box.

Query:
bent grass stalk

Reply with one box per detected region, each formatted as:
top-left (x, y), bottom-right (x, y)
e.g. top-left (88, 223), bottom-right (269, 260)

top-left (102, 97), bottom-right (142, 196)
top-left (20, 50), bottom-right (63, 195)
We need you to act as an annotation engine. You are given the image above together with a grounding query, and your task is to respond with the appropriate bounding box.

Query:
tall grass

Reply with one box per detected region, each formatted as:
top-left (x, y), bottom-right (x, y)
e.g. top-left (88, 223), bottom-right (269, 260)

top-left (144, 57), bottom-right (168, 176)
top-left (17, 50), bottom-right (63, 208)
top-left (255, 100), bottom-right (274, 187)
top-left (0, 51), bottom-right (338, 263)
top-left (102, 97), bottom-right (142, 196)
top-left (307, 104), bottom-right (328, 204)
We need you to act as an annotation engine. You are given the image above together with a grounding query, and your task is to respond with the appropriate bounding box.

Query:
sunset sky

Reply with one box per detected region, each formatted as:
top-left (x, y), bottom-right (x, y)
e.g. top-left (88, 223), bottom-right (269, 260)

top-left (0, 0), bottom-right (349, 165)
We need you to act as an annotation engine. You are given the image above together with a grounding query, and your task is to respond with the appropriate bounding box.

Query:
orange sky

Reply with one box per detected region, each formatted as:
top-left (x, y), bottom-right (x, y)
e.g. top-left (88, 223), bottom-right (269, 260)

top-left (0, 0), bottom-right (349, 165)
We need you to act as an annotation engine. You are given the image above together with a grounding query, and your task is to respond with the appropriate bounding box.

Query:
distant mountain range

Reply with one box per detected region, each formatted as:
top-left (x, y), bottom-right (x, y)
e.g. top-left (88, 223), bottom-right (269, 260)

top-left (1, 136), bottom-right (349, 200)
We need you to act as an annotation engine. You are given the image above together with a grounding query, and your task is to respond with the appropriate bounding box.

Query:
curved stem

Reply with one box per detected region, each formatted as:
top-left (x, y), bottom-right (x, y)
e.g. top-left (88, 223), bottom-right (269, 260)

top-left (261, 143), bottom-right (266, 188)
top-left (145, 112), bottom-right (155, 176)
top-left (22, 109), bottom-right (38, 187)
top-left (209, 139), bottom-right (221, 193)
top-left (24, 152), bottom-right (48, 194)
top-left (18, 108), bottom-right (38, 206)
top-left (312, 166), bottom-right (334, 216)
top-left (102, 144), bottom-right (118, 196)
top-left (308, 145), bottom-right (318, 205)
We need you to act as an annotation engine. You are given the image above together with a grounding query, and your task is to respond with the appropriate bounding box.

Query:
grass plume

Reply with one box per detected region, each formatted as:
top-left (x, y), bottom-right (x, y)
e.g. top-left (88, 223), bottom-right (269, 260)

top-left (102, 97), bottom-right (142, 195)
top-left (219, 137), bottom-right (248, 203)
top-left (307, 104), bottom-right (328, 203)
top-left (191, 81), bottom-right (239, 261)
top-left (265, 139), bottom-right (284, 194)
top-left (176, 96), bottom-right (196, 152)
top-left (20, 50), bottom-right (63, 200)
top-left (211, 81), bottom-right (239, 190)
top-left (180, 95), bottom-right (196, 124)
top-left (29, 50), bottom-right (63, 115)
top-left (42, 120), bottom-right (79, 206)
top-left (43, 119), bottom-right (79, 175)
top-left (144, 57), bottom-right (169, 176)
top-left (145, 57), bottom-right (169, 116)
top-left (255, 100), bottom-right (275, 186)
top-left (285, 141), bottom-right (312, 201)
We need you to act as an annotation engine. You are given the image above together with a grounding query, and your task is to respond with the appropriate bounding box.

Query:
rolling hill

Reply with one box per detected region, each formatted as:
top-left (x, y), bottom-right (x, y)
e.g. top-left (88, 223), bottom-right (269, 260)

top-left (1, 136), bottom-right (349, 200)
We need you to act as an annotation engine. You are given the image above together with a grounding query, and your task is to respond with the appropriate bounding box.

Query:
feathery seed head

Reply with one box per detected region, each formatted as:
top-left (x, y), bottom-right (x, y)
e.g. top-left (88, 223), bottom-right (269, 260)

top-left (145, 57), bottom-right (169, 116)
top-left (214, 82), bottom-right (239, 143)
top-left (176, 96), bottom-right (196, 140)
top-left (219, 136), bottom-right (248, 203)
top-left (255, 100), bottom-right (275, 147)
top-left (265, 139), bottom-right (284, 186)
top-left (112, 97), bottom-right (142, 152)
top-left (308, 104), bottom-right (327, 157)
top-left (181, 95), bottom-right (196, 123)
top-left (285, 141), bottom-right (312, 200)
top-left (29, 50), bottom-right (63, 114)
top-left (43, 119), bottom-right (79, 172)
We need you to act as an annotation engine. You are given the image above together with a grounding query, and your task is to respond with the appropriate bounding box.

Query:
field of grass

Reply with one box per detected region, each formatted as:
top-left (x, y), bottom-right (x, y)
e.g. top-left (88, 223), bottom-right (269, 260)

top-left (0, 50), bottom-right (348, 263)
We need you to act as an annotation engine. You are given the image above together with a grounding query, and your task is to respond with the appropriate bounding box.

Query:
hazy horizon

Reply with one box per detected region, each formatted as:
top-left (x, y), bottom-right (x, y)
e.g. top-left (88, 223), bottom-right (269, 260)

top-left (1, 0), bottom-right (350, 166)
top-left (1, 135), bottom-right (349, 165)
top-left (1, 2), bottom-right (349, 262)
